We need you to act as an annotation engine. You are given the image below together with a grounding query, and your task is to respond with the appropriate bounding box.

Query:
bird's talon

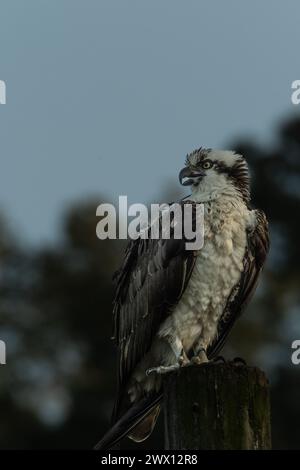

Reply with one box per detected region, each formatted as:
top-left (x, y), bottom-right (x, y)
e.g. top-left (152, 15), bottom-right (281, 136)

top-left (178, 355), bottom-right (190, 367)
top-left (146, 367), bottom-right (155, 376)
top-left (178, 356), bottom-right (184, 366)
top-left (191, 356), bottom-right (202, 365)
top-left (190, 352), bottom-right (209, 365)
top-left (146, 363), bottom-right (180, 376)
top-left (190, 347), bottom-right (209, 365)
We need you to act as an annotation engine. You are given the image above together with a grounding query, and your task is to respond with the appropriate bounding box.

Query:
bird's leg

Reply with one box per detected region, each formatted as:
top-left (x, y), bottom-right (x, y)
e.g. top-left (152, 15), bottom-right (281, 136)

top-left (146, 341), bottom-right (190, 376)
top-left (178, 348), bottom-right (190, 366)
top-left (190, 345), bottom-right (209, 365)
top-left (146, 348), bottom-right (189, 375)
top-left (146, 363), bottom-right (180, 375)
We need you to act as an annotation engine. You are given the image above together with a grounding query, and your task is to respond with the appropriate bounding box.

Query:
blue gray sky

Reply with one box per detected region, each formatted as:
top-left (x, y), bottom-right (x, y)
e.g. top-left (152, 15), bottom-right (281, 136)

top-left (0, 0), bottom-right (299, 245)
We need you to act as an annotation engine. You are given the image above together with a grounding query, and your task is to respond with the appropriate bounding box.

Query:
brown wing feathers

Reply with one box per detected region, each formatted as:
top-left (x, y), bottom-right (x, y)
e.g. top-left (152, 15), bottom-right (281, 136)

top-left (112, 201), bottom-right (198, 421)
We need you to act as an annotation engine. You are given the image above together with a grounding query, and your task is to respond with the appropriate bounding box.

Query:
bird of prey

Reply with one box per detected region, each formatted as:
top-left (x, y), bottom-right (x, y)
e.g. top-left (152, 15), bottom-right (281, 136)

top-left (95, 148), bottom-right (269, 450)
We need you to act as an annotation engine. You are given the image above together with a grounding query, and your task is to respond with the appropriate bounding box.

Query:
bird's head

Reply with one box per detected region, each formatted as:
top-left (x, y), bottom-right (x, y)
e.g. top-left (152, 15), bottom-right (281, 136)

top-left (179, 148), bottom-right (250, 202)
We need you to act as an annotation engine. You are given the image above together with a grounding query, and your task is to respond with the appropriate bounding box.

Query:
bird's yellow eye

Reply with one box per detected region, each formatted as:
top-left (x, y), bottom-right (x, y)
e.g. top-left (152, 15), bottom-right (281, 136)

top-left (202, 160), bottom-right (213, 170)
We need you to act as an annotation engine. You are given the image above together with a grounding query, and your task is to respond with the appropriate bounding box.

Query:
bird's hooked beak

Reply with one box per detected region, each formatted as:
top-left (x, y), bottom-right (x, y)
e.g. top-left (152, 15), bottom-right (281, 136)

top-left (179, 166), bottom-right (206, 186)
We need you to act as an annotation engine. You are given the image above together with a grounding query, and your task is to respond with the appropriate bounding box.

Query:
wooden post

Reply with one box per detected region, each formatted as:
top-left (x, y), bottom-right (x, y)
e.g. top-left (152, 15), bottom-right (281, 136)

top-left (163, 362), bottom-right (271, 450)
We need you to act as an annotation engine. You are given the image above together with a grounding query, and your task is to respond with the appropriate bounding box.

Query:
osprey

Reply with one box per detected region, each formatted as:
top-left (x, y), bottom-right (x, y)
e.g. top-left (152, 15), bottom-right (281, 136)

top-left (95, 148), bottom-right (269, 450)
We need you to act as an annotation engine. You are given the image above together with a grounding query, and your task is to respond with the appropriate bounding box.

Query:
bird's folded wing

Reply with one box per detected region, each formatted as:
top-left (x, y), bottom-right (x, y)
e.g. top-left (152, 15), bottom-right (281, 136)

top-left (112, 200), bottom-right (199, 420)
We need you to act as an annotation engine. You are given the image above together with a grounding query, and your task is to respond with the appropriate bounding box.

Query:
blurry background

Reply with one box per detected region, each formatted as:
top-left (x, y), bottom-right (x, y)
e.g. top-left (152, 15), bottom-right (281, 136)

top-left (0, 0), bottom-right (300, 449)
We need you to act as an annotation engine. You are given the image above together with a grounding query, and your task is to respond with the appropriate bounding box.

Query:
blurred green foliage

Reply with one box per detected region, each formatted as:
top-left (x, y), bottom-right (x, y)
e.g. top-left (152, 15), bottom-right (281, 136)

top-left (0, 115), bottom-right (300, 449)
